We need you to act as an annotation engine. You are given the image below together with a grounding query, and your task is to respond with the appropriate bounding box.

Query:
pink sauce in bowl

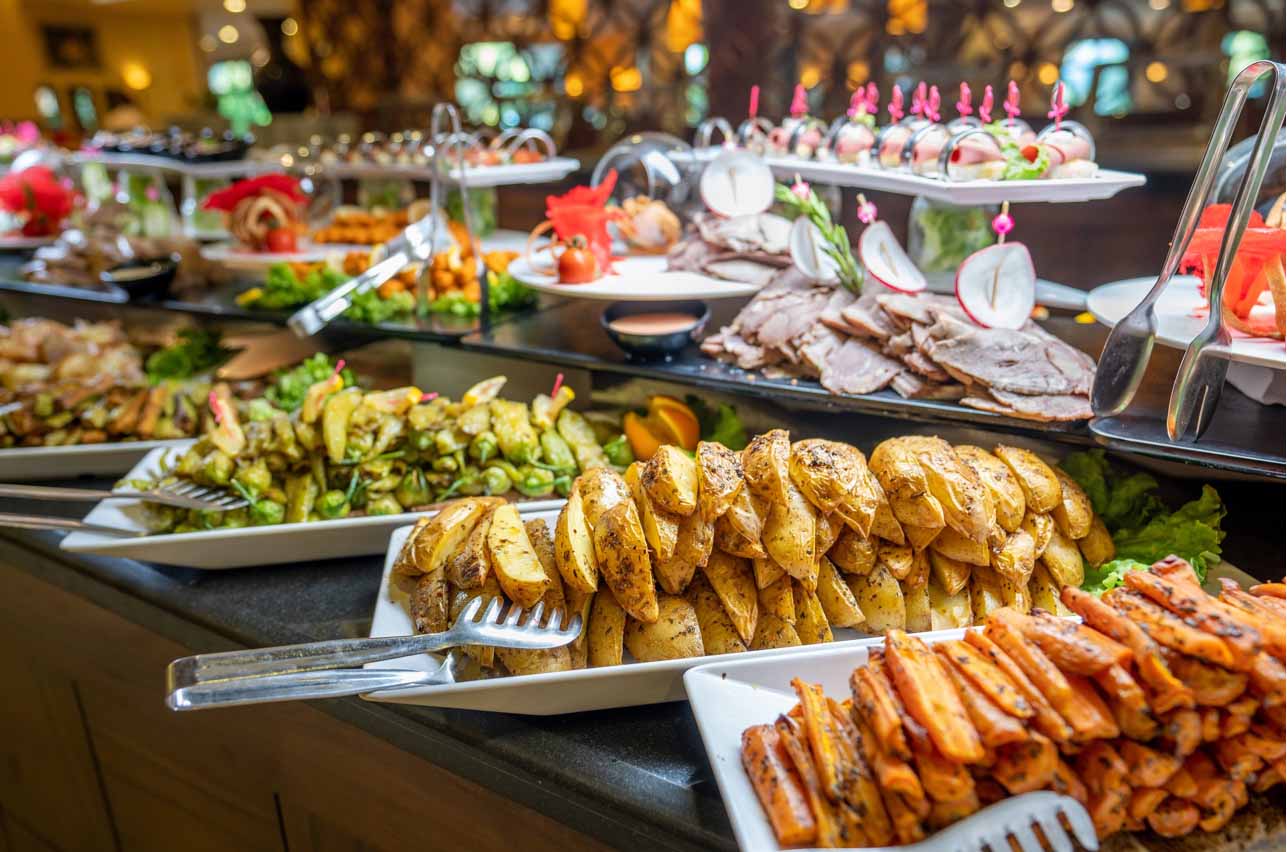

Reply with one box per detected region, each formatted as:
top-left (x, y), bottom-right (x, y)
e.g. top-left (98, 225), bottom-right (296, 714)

top-left (606, 312), bottom-right (701, 336)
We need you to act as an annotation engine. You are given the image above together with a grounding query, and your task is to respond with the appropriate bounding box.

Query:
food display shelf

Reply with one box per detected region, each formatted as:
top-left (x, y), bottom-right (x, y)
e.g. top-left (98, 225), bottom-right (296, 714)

top-left (70, 151), bottom-right (279, 179)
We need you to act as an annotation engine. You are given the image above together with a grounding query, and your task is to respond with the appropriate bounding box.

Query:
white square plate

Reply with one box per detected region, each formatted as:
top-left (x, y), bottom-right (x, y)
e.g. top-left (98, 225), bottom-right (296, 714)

top-left (0, 439), bottom-right (187, 482)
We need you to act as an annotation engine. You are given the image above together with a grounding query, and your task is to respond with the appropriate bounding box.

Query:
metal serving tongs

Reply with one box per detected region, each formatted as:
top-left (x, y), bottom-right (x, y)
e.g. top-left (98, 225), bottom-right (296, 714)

top-left (166, 597), bottom-right (581, 710)
top-left (425, 103), bottom-right (488, 326)
top-left (0, 479), bottom-right (250, 537)
top-left (1092, 59), bottom-right (1286, 421)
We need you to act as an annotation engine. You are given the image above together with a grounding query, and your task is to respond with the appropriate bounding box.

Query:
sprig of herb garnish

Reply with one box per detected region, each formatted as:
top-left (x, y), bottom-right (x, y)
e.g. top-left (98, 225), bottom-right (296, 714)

top-left (774, 180), bottom-right (863, 294)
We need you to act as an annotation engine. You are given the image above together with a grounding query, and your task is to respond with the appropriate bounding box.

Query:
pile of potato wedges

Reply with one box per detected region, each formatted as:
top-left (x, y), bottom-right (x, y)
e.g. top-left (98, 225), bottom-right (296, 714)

top-left (391, 430), bottom-right (1116, 675)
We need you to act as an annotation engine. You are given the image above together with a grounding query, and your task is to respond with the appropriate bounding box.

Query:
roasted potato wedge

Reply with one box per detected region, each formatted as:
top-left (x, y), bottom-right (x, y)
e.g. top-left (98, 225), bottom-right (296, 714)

top-left (411, 497), bottom-right (500, 576)
top-left (587, 591), bottom-right (626, 667)
top-left (903, 436), bottom-right (992, 543)
top-left (869, 437), bottom-right (946, 532)
top-left (928, 573), bottom-right (973, 630)
top-left (829, 529), bottom-right (878, 576)
top-left (855, 463), bottom-right (897, 541)
top-left (714, 513), bottom-right (767, 559)
top-left (815, 557), bottom-right (865, 628)
top-left (789, 439), bottom-right (861, 515)
top-left (969, 565), bottom-right (1006, 622)
top-left (1040, 528), bottom-right (1085, 588)
top-left (624, 595), bottom-right (704, 661)
top-left (991, 528), bottom-right (1036, 585)
top-left (486, 504), bottom-right (552, 608)
top-left (929, 549), bottom-right (971, 596)
top-left (815, 511), bottom-right (842, 556)
top-left (758, 575), bottom-right (796, 624)
top-left (762, 479), bottom-right (818, 586)
top-left (525, 519), bottom-right (564, 605)
top-left (869, 498), bottom-right (906, 545)
top-left (1078, 515), bottom-right (1116, 567)
top-left (445, 507), bottom-right (494, 589)
top-left (410, 569), bottom-right (450, 634)
top-left (877, 543), bottom-right (915, 581)
top-left (848, 564), bottom-right (905, 633)
top-left (654, 508), bottom-right (713, 594)
top-left (696, 440), bottom-right (744, 522)
top-left (450, 583), bottom-right (498, 669)
top-left (577, 466), bottom-right (634, 527)
top-left (955, 445), bottom-right (1026, 533)
top-left (625, 461), bottom-right (680, 565)
top-left (1022, 511), bottom-right (1055, 558)
top-left (752, 555), bottom-right (786, 590)
top-left (996, 571), bottom-right (1032, 613)
top-left (592, 501), bottom-right (659, 623)
top-left (906, 547), bottom-right (930, 589)
top-left (701, 550), bottom-right (759, 644)
top-left (903, 523), bottom-right (941, 552)
top-left (555, 483), bottom-right (599, 594)
top-left (498, 643), bottom-right (572, 676)
top-left (642, 444), bottom-right (699, 516)
top-left (563, 585), bottom-right (595, 669)
top-left (931, 526), bottom-right (990, 567)
top-left (500, 522), bottom-right (574, 674)
top-left (392, 517), bottom-right (432, 576)
top-left (1029, 563), bottom-right (1074, 616)
top-left (750, 612), bottom-right (802, 650)
top-left (1051, 468), bottom-right (1093, 540)
top-left (792, 584), bottom-right (834, 645)
top-left (994, 445), bottom-right (1060, 514)
top-left (687, 572), bottom-right (747, 656)
top-left (723, 485), bottom-right (767, 545)
top-left (742, 429), bottom-right (791, 506)
top-left (904, 580), bottom-right (932, 633)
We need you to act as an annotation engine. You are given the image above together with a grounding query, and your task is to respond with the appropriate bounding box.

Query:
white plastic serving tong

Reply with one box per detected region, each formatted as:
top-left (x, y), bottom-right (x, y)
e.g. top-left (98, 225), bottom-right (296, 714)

top-left (860, 791), bottom-right (1097, 852)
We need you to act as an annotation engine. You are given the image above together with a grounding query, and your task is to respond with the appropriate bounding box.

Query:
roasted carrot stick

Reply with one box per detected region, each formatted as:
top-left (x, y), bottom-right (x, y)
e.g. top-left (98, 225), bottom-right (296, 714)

top-left (991, 732), bottom-right (1058, 794)
top-left (937, 639), bottom-right (1033, 719)
top-left (935, 646), bottom-right (1028, 747)
top-left (792, 678), bottom-right (847, 799)
top-left (1215, 736), bottom-right (1264, 782)
top-left (926, 788), bottom-right (981, 831)
top-left (1167, 653), bottom-right (1248, 707)
top-left (852, 714), bottom-right (925, 802)
top-left (885, 629), bottom-right (985, 764)
top-left (1252, 760), bottom-right (1284, 793)
top-left (1017, 609), bottom-right (1132, 674)
top-left (1064, 674), bottom-right (1122, 742)
top-left (774, 715), bottom-right (846, 848)
top-left (1196, 780), bottom-right (1242, 832)
top-left (741, 725), bottom-right (817, 845)
top-left (880, 788), bottom-right (927, 845)
top-left (1062, 586), bottom-right (1194, 713)
top-left (1076, 741), bottom-right (1131, 838)
top-left (824, 698), bottom-right (894, 847)
top-left (1147, 797), bottom-right (1199, 837)
top-left (1123, 570), bottom-right (1261, 667)
top-left (963, 631), bottom-right (1074, 743)
top-left (1218, 581), bottom-right (1286, 660)
top-left (1104, 589), bottom-right (1240, 670)
top-left (1165, 764), bottom-right (1198, 798)
top-left (1095, 664), bottom-right (1150, 715)
top-left (1151, 555), bottom-right (1202, 586)
top-left (876, 664), bottom-right (979, 805)
top-left (1162, 708), bottom-right (1203, 758)
top-left (850, 665), bottom-right (911, 760)
top-left (1250, 582), bottom-right (1286, 599)
top-left (1219, 695), bottom-right (1259, 739)
top-left (1120, 739), bottom-right (1182, 788)
top-left (1051, 757), bottom-right (1089, 806)
top-left (1128, 787), bottom-right (1168, 821)
top-left (1244, 723), bottom-right (1287, 761)
top-left (1201, 706), bottom-right (1222, 742)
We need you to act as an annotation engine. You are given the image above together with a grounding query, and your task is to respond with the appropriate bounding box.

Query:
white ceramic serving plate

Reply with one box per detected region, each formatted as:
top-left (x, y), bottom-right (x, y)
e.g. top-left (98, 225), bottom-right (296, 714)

top-left (0, 234), bottom-right (57, 251)
top-left (362, 518), bottom-right (882, 714)
top-left (314, 156), bottom-right (581, 187)
top-left (59, 445), bottom-right (562, 569)
top-left (1087, 275), bottom-right (1285, 370)
top-left (199, 240), bottom-right (371, 271)
top-left (508, 254), bottom-right (764, 302)
top-left (760, 155), bottom-right (1145, 205)
top-left (0, 439), bottom-right (187, 482)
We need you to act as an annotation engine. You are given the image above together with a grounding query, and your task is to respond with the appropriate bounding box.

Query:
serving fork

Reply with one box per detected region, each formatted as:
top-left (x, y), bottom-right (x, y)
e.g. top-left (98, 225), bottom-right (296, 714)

top-left (1091, 59), bottom-right (1285, 422)
top-left (867, 791), bottom-right (1097, 852)
top-left (0, 479), bottom-right (249, 511)
top-left (165, 597), bottom-right (582, 710)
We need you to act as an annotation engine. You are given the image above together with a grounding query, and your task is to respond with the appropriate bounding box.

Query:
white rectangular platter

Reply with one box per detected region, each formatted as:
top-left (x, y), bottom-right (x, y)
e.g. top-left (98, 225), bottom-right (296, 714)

top-left (59, 445), bottom-right (562, 569)
top-left (362, 518), bottom-right (882, 714)
top-left (317, 157), bottom-right (581, 188)
top-left (0, 439), bottom-right (187, 482)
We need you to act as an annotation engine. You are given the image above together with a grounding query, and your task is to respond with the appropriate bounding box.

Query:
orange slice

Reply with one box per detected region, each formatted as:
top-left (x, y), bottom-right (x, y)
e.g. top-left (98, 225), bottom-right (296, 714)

top-left (624, 411), bottom-right (664, 460)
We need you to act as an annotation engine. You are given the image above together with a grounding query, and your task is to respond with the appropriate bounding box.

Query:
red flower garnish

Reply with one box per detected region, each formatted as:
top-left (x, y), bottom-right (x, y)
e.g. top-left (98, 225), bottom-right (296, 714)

top-left (1180, 203), bottom-right (1283, 321)
top-left (0, 166), bottom-right (76, 236)
top-left (202, 174), bottom-right (306, 212)
top-left (544, 169), bottom-right (620, 272)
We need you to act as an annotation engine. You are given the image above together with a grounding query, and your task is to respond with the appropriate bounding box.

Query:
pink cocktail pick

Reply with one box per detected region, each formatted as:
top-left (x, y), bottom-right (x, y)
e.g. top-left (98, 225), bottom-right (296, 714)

top-left (888, 86), bottom-right (905, 122)
top-left (911, 81), bottom-right (928, 117)
top-left (979, 84), bottom-right (995, 123)
top-left (957, 82), bottom-right (973, 118)
top-left (1004, 80), bottom-right (1022, 121)
top-left (1047, 81), bottom-right (1068, 129)
top-left (856, 194), bottom-right (878, 225)
top-left (924, 85), bottom-right (941, 123)
top-left (789, 84), bottom-right (808, 118)
top-left (748, 85), bottom-right (760, 119)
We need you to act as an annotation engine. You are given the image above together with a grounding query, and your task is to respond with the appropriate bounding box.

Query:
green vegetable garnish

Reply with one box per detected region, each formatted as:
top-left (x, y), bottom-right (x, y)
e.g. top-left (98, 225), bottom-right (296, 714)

top-left (913, 203), bottom-right (996, 273)
top-left (1002, 144), bottom-right (1050, 181)
top-left (145, 329), bottom-right (233, 384)
top-left (265, 354), bottom-right (355, 413)
top-left (774, 182), bottom-right (863, 293)
top-left (345, 288), bottom-right (415, 325)
top-left (685, 396), bottom-right (748, 451)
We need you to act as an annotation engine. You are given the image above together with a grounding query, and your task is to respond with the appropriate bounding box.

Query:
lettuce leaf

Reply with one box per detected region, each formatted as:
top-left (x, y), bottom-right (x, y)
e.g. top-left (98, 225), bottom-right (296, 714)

top-left (1081, 558), bottom-right (1150, 596)
top-left (1112, 486), bottom-right (1225, 581)
top-left (1002, 145), bottom-right (1049, 181)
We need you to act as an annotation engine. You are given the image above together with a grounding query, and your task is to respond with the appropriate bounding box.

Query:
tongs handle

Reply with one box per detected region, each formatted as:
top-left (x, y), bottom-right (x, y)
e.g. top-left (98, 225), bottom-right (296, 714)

top-left (0, 483), bottom-right (117, 502)
top-left (287, 249), bottom-right (410, 337)
top-left (166, 667), bottom-right (445, 711)
top-left (0, 511), bottom-right (143, 536)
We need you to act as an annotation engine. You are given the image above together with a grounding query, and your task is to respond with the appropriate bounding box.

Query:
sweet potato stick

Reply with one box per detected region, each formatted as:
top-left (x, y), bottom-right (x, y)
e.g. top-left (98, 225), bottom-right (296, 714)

top-left (880, 788), bottom-right (927, 845)
top-left (1104, 589), bottom-right (1240, 670)
top-left (1151, 556), bottom-right (1202, 586)
top-left (1061, 586), bottom-right (1194, 713)
top-left (1215, 737), bottom-right (1264, 782)
top-left (1162, 708), bottom-right (1203, 758)
top-left (1201, 706), bottom-right (1223, 741)
top-left (935, 646), bottom-right (1028, 747)
top-left (991, 732), bottom-right (1058, 794)
top-left (1253, 761), bottom-right (1284, 793)
top-left (825, 699), bottom-right (894, 846)
top-left (1148, 797), bottom-right (1199, 837)
top-left (885, 629), bottom-right (985, 764)
top-left (791, 678), bottom-right (847, 800)
top-left (741, 725), bottom-right (817, 846)
top-left (1064, 674), bottom-right (1122, 741)
top-left (1247, 652), bottom-right (1287, 705)
top-left (852, 714), bottom-right (925, 802)
top-left (926, 788), bottom-right (981, 831)
top-left (1075, 741), bottom-right (1130, 838)
top-left (1250, 582), bottom-right (1286, 599)
top-left (1017, 609), bottom-right (1132, 674)
top-left (875, 661), bottom-right (978, 804)
top-left (1095, 663), bottom-right (1151, 715)
top-left (937, 639), bottom-right (1033, 719)
top-left (1051, 757), bottom-right (1089, 806)
top-left (850, 665), bottom-right (911, 760)
top-left (1219, 580), bottom-right (1286, 660)
top-left (1243, 724), bottom-right (1287, 761)
top-left (1128, 787), bottom-right (1169, 821)
top-left (1120, 740), bottom-right (1183, 788)
top-left (963, 631), bottom-right (1074, 743)
top-left (774, 715), bottom-right (846, 848)
top-left (1123, 570), bottom-right (1260, 667)
top-left (1167, 654), bottom-right (1248, 707)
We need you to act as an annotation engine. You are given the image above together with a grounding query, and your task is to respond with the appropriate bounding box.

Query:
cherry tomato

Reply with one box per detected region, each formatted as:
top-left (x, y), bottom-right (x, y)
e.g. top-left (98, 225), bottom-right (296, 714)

top-left (557, 235), bottom-right (599, 284)
top-left (265, 227), bottom-right (298, 253)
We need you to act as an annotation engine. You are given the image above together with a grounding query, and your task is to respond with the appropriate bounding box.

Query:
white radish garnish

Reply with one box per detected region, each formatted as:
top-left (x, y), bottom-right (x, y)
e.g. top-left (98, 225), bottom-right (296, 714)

top-left (859, 220), bottom-right (926, 293)
top-left (955, 242), bottom-right (1036, 330)
top-left (699, 151), bottom-right (774, 218)
top-left (789, 217), bottom-right (840, 284)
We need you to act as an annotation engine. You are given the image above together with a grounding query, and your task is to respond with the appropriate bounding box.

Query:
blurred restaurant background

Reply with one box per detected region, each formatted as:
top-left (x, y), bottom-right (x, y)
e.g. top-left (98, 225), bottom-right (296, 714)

top-left (2, 0), bottom-right (1283, 282)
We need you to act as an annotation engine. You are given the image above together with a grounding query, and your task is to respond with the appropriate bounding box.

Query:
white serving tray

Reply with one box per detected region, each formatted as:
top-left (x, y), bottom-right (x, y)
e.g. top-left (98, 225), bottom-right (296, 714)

top-left (759, 154), bottom-right (1145, 205)
top-left (362, 519), bottom-right (882, 714)
top-left (59, 445), bottom-right (562, 569)
top-left (320, 156), bottom-right (581, 188)
top-left (509, 254), bottom-right (764, 302)
top-left (0, 439), bottom-right (188, 482)
top-left (199, 240), bottom-right (371, 271)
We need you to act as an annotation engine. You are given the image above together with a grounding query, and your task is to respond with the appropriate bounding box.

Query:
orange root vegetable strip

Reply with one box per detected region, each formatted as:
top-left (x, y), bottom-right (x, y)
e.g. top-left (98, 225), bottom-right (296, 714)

top-left (1197, 780), bottom-right (1243, 833)
top-left (875, 662), bottom-right (978, 805)
top-left (1215, 737), bottom-right (1265, 782)
top-left (1051, 757), bottom-right (1089, 806)
top-left (1165, 764), bottom-right (1199, 798)
top-left (1148, 797), bottom-right (1200, 837)
top-left (1219, 695), bottom-right (1259, 739)
top-left (1252, 760), bottom-right (1284, 793)
top-left (880, 788), bottom-right (927, 845)
top-left (1201, 707), bottom-right (1222, 742)
top-left (1219, 582), bottom-right (1286, 660)
top-left (1250, 582), bottom-right (1286, 599)
top-left (1124, 570), bottom-right (1261, 667)
top-left (1061, 586), bottom-right (1194, 713)
top-left (1222, 578), bottom-right (1287, 619)
top-left (741, 725), bottom-right (817, 846)
top-left (1151, 555), bottom-right (1203, 586)
top-left (991, 732), bottom-right (1058, 794)
top-left (1095, 664), bottom-right (1151, 715)
top-left (1064, 674), bottom-right (1122, 741)
top-left (1166, 653), bottom-right (1248, 707)
top-left (774, 716), bottom-right (846, 848)
top-left (824, 699), bottom-right (895, 847)
top-left (850, 666), bottom-right (911, 761)
top-left (1120, 739), bottom-right (1183, 788)
top-left (1128, 787), bottom-right (1169, 821)
top-left (935, 647), bottom-right (1029, 747)
top-left (963, 631), bottom-right (1074, 743)
top-left (1104, 589), bottom-right (1239, 670)
top-left (1246, 723), bottom-right (1287, 760)
top-left (1181, 750), bottom-right (1222, 804)
top-left (1075, 741), bottom-right (1131, 839)
top-left (1018, 609), bottom-right (1132, 674)
top-left (791, 678), bottom-right (847, 800)
top-left (1109, 692), bottom-right (1161, 742)
top-left (926, 788), bottom-right (981, 831)
top-left (885, 629), bottom-right (986, 764)
top-left (938, 639), bottom-right (1034, 720)
top-left (1163, 708), bottom-right (1203, 758)
top-left (852, 714), bottom-right (925, 802)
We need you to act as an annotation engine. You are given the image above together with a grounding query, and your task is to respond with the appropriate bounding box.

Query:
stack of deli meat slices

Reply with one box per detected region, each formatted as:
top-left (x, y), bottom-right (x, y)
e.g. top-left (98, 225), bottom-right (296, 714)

top-left (701, 281), bottom-right (1096, 422)
top-left (391, 428), bottom-right (1115, 676)
top-left (740, 560), bottom-right (1286, 848)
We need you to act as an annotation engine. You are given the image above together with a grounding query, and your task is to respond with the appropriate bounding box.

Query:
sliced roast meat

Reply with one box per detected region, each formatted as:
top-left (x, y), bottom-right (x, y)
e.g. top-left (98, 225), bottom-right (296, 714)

top-left (892, 373), bottom-right (969, 400)
top-left (884, 332), bottom-right (914, 356)
top-left (667, 237), bottom-right (722, 273)
top-left (756, 289), bottom-right (832, 352)
top-left (984, 388), bottom-right (1093, 421)
top-left (818, 289), bottom-right (858, 333)
top-left (926, 329), bottom-right (1088, 396)
top-left (901, 349), bottom-right (952, 382)
top-left (841, 290), bottom-right (901, 340)
top-left (820, 340), bottom-right (903, 396)
top-left (694, 212), bottom-right (793, 254)
top-left (798, 326), bottom-right (845, 375)
top-left (703, 259), bottom-right (782, 287)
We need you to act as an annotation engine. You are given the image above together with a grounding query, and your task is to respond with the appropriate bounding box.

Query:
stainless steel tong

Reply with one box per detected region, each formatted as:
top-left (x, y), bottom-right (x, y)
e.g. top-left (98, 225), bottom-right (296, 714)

top-left (0, 479), bottom-right (249, 537)
top-left (1092, 60), bottom-right (1286, 441)
top-left (165, 597), bottom-right (582, 710)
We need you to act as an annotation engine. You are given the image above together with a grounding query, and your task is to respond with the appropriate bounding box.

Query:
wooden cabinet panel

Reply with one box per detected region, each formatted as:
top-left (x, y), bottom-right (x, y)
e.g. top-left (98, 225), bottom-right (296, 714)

top-left (1, 814), bottom-right (60, 852)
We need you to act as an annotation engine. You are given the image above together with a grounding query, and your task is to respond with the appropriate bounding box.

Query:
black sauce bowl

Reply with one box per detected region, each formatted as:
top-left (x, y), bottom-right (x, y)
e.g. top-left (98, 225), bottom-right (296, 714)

top-left (600, 300), bottom-right (710, 361)
top-left (101, 255), bottom-right (179, 302)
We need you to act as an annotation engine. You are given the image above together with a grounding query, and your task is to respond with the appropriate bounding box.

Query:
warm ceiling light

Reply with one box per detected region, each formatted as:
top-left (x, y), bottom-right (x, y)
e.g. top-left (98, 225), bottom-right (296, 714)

top-left (610, 66), bottom-right (642, 92)
top-left (281, 17), bottom-right (299, 37)
top-left (122, 61), bottom-right (152, 90)
top-left (218, 24), bottom-right (239, 44)
top-left (564, 73), bottom-right (583, 97)
top-left (1037, 62), bottom-right (1059, 85)
top-left (1051, 0), bottom-right (1074, 11)
top-left (788, 0), bottom-right (808, 9)
top-left (1145, 61), bottom-right (1169, 82)
top-left (223, 0), bottom-right (246, 12)
top-left (199, 34), bottom-right (217, 52)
